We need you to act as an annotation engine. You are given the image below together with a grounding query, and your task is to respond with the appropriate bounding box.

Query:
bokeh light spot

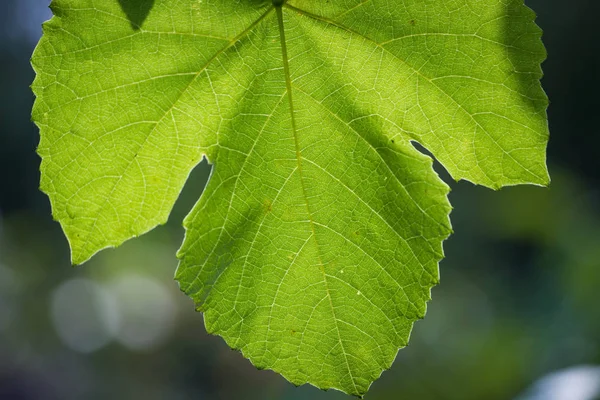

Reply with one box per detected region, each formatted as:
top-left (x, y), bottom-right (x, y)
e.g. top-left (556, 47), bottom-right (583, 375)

top-left (50, 278), bottom-right (119, 353)
top-left (109, 274), bottom-right (176, 352)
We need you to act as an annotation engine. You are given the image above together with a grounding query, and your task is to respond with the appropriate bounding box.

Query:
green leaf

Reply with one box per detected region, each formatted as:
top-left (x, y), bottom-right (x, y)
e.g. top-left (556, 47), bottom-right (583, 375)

top-left (31, 0), bottom-right (549, 395)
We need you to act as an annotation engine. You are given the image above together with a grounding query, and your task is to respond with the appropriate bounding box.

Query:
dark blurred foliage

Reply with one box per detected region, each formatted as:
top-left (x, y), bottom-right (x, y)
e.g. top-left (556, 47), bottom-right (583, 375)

top-left (0, 1), bottom-right (599, 399)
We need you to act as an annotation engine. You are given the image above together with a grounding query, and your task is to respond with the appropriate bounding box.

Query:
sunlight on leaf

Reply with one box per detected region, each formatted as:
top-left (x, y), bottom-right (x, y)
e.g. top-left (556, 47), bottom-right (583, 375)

top-left (32, 0), bottom-right (548, 395)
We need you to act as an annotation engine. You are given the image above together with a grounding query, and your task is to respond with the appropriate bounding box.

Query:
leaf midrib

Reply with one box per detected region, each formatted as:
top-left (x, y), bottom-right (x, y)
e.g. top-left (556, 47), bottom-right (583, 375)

top-left (275, 4), bottom-right (359, 393)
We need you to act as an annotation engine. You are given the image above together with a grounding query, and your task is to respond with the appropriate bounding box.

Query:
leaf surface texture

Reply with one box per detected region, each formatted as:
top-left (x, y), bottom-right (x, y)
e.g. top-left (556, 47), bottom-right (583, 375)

top-left (32, 0), bottom-right (548, 395)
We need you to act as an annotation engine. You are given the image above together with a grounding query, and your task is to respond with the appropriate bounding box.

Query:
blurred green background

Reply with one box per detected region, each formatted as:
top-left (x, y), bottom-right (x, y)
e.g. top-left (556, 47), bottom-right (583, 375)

top-left (1, 0), bottom-right (599, 399)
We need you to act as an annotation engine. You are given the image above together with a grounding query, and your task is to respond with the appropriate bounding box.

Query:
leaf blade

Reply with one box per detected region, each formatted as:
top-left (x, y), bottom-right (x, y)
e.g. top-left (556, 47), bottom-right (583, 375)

top-left (32, 0), bottom-right (272, 263)
top-left (176, 6), bottom-right (452, 395)
top-left (33, 0), bottom-right (548, 395)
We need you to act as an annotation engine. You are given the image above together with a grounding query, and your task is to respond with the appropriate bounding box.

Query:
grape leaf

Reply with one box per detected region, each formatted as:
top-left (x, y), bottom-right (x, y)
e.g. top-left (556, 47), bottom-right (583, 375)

top-left (31, 0), bottom-right (549, 395)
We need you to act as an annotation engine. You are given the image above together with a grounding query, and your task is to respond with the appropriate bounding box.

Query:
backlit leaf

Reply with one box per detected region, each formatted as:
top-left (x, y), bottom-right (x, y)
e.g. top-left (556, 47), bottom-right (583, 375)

top-left (32, 0), bottom-right (548, 395)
